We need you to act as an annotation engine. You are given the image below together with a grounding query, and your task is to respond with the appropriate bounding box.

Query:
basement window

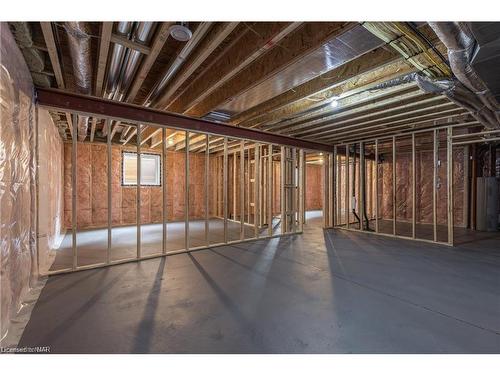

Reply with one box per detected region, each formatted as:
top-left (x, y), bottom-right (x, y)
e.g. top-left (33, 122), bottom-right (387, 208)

top-left (122, 152), bottom-right (161, 186)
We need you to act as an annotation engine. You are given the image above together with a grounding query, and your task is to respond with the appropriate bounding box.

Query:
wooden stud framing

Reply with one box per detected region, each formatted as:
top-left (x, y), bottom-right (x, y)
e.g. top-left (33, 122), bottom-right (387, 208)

top-left (329, 152), bottom-right (334, 228)
top-left (359, 142), bottom-right (365, 231)
top-left (412, 133), bottom-right (416, 239)
top-left (268, 145), bottom-right (273, 237)
top-left (254, 144), bottom-right (260, 237)
top-left (375, 139), bottom-right (379, 233)
top-left (107, 119), bottom-right (112, 264)
top-left (162, 128), bottom-right (167, 254)
top-left (71, 114), bottom-right (77, 269)
top-left (298, 149), bottom-right (305, 232)
top-left (185, 131), bottom-right (190, 250)
top-left (280, 146), bottom-right (286, 233)
top-left (205, 135), bottom-right (210, 247)
top-left (137, 125), bottom-right (141, 259)
top-left (345, 144), bottom-right (350, 229)
top-left (223, 138), bottom-right (228, 243)
top-left (433, 129), bottom-right (438, 242)
top-left (240, 141), bottom-right (245, 240)
top-left (292, 148), bottom-right (298, 232)
top-left (392, 136), bottom-right (396, 235)
top-left (331, 146), bottom-right (338, 227)
top-left (447, 127), bottom-right (454, 245)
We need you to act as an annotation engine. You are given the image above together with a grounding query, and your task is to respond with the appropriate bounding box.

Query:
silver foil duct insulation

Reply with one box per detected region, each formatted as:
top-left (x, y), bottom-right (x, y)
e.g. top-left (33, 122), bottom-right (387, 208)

top-left (429, 22), bottom-right (499, 117)
top-left (63, 22), bottom-right (93, 140)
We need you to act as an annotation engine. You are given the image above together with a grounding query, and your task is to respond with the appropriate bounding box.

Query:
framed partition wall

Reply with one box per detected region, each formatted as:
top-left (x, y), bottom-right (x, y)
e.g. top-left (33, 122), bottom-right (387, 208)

top-left (331, 123), bottom-right (480, 246)
top-left (35, 88), bottom-right (333, 276)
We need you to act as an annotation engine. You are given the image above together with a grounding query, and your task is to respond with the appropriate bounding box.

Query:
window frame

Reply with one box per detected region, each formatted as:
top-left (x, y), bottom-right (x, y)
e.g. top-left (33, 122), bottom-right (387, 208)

top-left (121, 151), bottom-right (162, 187)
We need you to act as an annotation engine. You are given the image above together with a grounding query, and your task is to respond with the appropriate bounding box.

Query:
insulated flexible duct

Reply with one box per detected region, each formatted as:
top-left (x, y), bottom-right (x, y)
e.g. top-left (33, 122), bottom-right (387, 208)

top-left (63, 22), bottom-right (93, 140)
top-left (428, 22), bottom-right (499, 117)
top-left (369, 72), bottom-right (498, 129)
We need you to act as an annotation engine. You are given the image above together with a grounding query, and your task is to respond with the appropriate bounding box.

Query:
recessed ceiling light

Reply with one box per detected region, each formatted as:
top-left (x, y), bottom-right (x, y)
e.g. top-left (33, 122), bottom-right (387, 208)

top-left (330, 99), bottom-right (339, 108)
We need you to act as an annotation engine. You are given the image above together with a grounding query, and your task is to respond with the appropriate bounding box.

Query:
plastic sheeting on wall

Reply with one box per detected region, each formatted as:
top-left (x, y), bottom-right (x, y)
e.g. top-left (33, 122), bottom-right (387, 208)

top-left (0, 22), bottom-right (36, 341)
top-left (37, 108), bottom-right (64, 275)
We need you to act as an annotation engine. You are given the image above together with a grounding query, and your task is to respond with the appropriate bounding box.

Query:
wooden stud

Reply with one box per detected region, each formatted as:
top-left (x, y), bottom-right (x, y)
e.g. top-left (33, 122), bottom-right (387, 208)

top-left (95, 22), bottom-right (113, 96)
top-left (254, 144), bottom-right (260, 237)
top-left (137, 125), bottom-right (141, 259)
top-left (433, 129), bottom-right (438, 242)
top-left (185, 131), bottom-right (190, 250)
top-left (359, 142), bottom-right (365, 231)
top-left (40, 22), bottom-right (65, 89)
top-left (111, 33), bottom-right (151, 55)
top-left (205, 135), bottom-right (210, 247)
top-left (107, 119), bottom-right (111, 264)
top-left (412, 133), bottom-right (416, 239)
top-left (223, 138), bottom-right (228, 243)
top-left (240, 141), bottom-right (245, 240)
top-left (447, 126), bottom-right (454, 245)
top-left (162, 128), bottom-right (167, 254)
top-left (268, 145), bottom-right (273, 237)
top-left (71, 114), bottom-right (77, 269)
top-left (392, 136), bottom-right (396, 235)
top-left (375, 139), bottom-right (379, 233)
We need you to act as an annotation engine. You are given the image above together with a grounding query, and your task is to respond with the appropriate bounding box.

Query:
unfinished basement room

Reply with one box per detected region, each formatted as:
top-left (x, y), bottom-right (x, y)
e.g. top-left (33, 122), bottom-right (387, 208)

top-left (1, 10), bottom-right (500, 359)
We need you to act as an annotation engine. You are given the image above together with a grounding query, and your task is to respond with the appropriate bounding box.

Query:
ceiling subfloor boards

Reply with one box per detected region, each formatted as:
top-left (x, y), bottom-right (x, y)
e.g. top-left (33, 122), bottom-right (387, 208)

top-left (183, 22), bottom-right (356, 118)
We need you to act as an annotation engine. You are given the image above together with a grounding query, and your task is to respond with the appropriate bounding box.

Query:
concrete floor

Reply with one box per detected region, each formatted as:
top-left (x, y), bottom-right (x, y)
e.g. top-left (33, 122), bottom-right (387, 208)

top-left (48, 217), bottom-right (282, 271)
top-left (20, 210), bottom-right (500, 353)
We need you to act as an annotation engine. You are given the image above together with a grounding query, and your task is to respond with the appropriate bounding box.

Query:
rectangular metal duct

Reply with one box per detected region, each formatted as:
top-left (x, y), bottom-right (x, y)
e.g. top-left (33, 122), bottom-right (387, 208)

top-left (217, 25), bottom-right (384, 114)
top-left (470, 22), bottom-right (500, 102)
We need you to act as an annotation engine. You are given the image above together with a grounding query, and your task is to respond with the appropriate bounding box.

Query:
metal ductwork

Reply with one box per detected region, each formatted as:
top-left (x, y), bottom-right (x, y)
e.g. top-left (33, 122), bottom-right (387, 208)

top-left (415, 75), bottom-right (498, 129)
top-left (428, 22), bottom-right (499, 123)
top-left (145, 22), bottom-right (212, 106)
top-left (104, 22), bottom-right (133, 99)
top-left (63, 22), bottom-right (93, 141)
top-left (113, 22), bottom-right (154, 101)
top-left (103, 22), bottom-right (155, 137)
top-left (368, 71), bottom-right (499, 129)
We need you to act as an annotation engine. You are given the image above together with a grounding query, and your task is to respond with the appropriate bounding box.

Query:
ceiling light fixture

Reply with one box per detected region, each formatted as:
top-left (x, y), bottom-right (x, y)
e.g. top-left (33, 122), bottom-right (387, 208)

top-left (330, 99), bottom-right (339, 108)
top-left (169, 23), bottom-right (193, 42)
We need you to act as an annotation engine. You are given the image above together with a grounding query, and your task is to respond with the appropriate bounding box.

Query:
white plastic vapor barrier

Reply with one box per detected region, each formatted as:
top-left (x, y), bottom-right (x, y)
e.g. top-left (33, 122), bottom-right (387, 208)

top-left (0, 22), bottom-right (37, 344)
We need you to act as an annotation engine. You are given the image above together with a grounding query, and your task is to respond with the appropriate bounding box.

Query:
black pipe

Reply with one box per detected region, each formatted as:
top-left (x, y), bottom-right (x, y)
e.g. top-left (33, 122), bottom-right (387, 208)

top-left (351, 145), bottom-right (361, 229)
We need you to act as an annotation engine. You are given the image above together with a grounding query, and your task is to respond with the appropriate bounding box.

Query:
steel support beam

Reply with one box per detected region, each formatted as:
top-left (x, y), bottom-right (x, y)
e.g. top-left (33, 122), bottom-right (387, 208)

top-left (36, 88), bottom-right (332, 152)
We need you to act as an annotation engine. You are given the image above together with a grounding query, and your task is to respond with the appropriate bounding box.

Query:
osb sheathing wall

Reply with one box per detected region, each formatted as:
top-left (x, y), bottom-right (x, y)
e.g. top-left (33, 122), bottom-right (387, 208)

top-left (0, 24), bottom-right (36, 340)
top-left (37, 109), bottom-right (64, 271)
top-left (63, 143), bottom-right (208, 230)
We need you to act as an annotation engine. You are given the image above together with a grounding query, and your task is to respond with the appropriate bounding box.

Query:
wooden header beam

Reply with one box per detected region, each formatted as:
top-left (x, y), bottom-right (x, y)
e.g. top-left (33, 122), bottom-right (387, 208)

top-left (35, 88), bottom-right (333, 152)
